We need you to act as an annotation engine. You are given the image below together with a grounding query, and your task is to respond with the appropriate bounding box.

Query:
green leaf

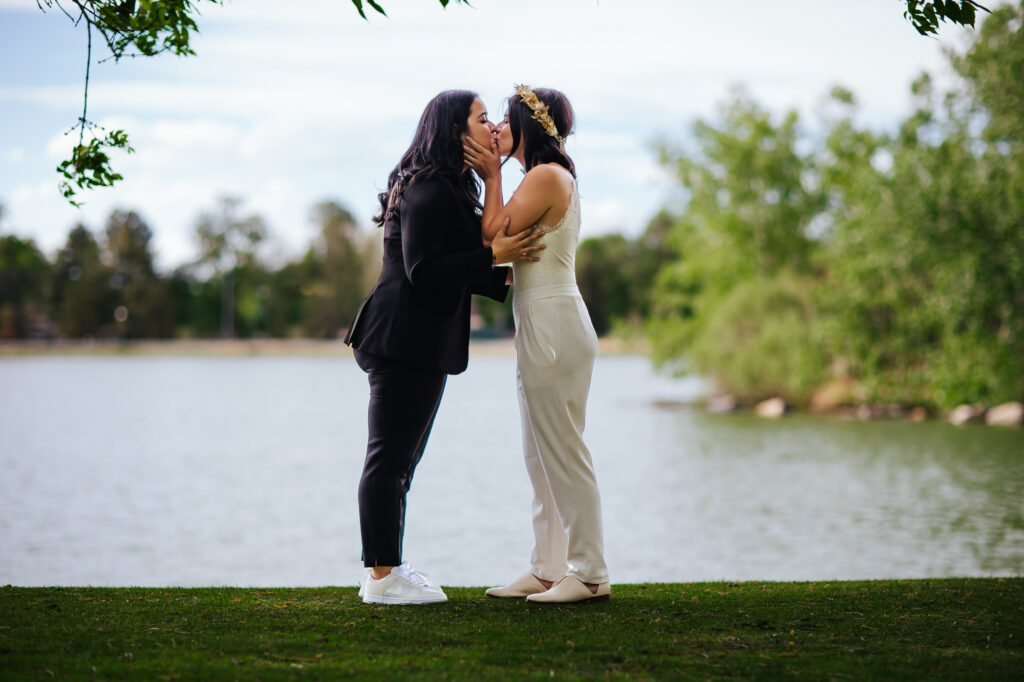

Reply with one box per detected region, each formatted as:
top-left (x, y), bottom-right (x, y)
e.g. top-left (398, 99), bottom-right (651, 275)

top-left (351, 0), bottom-right (388, 19)
top-left (56, 127), bottom-right (135, 206)
top-left (942, 1), bottom-right (962, 23)
top-left (962, 4), bottom-right (976, 27)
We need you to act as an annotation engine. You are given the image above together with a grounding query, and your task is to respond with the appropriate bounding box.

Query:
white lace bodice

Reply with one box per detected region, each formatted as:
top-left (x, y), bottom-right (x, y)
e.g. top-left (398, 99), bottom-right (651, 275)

top-left (511, 189), bottom-right (581, 293)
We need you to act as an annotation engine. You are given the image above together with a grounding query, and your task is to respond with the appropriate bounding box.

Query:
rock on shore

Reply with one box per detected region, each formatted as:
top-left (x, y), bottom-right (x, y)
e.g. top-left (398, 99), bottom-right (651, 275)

top-left (985, 402), bottom-right (1024, 427)
top-left (755, 397), bottom-right (788, 419)
top-left (948, 404), bottom-right (987, 425)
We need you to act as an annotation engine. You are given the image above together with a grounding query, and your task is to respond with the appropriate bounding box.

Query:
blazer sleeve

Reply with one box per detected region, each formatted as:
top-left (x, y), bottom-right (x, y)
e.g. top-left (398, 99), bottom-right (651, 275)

top-left (470, 266), bottom-right (510, 302)
top-left (401, 181), bottom-right (494, 289)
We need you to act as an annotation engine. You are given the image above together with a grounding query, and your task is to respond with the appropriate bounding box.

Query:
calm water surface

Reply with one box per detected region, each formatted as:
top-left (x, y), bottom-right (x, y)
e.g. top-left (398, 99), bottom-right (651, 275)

top-left (1, 352), bottom-right (1021, 587)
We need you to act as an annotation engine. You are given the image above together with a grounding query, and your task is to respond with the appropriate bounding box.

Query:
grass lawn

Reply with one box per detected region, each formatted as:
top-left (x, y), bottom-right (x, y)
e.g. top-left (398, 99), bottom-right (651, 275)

top-left (2, 579), bottom-right (1021, 680)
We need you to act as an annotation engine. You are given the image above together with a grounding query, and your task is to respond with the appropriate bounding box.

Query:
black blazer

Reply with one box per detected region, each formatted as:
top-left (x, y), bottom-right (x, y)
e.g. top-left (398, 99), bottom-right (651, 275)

top-left (343, 177), bottom-right (509, 374)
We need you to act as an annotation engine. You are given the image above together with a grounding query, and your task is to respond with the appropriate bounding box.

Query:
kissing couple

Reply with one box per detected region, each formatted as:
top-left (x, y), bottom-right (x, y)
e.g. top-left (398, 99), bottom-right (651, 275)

top-left (344, 86), bottom-right (610, 605)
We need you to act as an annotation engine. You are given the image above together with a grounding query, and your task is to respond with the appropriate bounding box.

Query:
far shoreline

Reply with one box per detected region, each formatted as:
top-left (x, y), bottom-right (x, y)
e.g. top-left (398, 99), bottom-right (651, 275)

top-left (7, 338), bottom-right (1015, 427)
top-left (0, 335), bottom-right (650, 358)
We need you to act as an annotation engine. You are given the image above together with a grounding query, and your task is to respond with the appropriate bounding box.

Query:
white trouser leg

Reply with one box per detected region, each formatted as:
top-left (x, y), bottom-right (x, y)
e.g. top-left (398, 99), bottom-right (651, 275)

top-left (517, 363), bottom-right (570, 581)
top-left (515, 295), bottom-right (609, 585)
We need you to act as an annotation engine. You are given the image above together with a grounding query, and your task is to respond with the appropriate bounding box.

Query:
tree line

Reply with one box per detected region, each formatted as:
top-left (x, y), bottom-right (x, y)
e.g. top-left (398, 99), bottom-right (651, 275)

top-left (0, 198), bottom-right (380, 341)
top-left (0, 193), bottom-right (660, 343)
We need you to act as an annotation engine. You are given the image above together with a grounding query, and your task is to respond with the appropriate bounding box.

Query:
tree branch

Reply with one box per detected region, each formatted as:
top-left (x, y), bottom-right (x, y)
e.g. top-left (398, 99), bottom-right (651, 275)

top-left (77, 3), bottom-right (91, 148)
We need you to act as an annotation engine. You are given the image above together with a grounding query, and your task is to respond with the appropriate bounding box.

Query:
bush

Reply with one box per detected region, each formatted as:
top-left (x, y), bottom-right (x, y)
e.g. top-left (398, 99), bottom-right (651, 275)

top-left (688, 276), bottom-right (829, 405)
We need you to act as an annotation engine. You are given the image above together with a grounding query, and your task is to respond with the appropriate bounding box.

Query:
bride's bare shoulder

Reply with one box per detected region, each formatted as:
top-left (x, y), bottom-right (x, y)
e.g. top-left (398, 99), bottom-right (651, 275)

top-left (524, 163), bottom-right (574, 191)
top-left (525, 162), bottom-right (572, 178)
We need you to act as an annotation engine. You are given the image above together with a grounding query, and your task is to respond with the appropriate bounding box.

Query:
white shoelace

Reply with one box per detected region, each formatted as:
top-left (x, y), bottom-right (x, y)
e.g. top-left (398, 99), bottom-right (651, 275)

top-left (395, 562), bottom-right (435, 587)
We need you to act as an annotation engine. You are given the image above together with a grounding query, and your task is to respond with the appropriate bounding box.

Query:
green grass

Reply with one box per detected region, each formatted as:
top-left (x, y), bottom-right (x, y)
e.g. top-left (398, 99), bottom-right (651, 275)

top-left (2, 580), bottom-right (1021, 680)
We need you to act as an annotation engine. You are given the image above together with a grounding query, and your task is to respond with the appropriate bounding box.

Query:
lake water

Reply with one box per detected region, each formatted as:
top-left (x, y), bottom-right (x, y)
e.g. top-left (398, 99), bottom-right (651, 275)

top-left (1, 351), bottom-right (1021, 587)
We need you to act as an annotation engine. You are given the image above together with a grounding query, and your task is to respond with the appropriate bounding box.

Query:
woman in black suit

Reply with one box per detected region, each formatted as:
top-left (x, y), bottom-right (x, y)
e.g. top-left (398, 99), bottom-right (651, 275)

top-left (344, 90), bottom-right (544, 605)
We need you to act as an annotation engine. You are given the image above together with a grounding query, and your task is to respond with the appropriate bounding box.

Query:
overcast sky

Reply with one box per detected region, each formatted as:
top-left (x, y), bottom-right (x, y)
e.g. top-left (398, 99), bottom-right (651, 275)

top-left (0, 0), bottom-right (977, 270)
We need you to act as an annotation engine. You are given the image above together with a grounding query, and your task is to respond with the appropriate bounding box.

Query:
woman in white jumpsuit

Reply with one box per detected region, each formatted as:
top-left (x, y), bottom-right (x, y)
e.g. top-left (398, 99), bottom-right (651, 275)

top-left (464, 85), bottom-right (610, 603)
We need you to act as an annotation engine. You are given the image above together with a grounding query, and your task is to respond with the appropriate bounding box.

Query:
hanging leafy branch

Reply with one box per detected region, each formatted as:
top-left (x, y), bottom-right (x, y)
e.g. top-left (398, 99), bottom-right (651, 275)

top-left (903, 0), bottom-right (990, 36)
top-left (39, 0), bottom-right (222, 205)
top-left (39, 0), bottom-right (469, 206)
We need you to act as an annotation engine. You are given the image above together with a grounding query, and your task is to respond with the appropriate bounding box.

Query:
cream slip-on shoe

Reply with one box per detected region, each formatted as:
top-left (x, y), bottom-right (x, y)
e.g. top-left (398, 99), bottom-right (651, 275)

top-left (526, 576), bottom-right (611, 604)
top-left (485, 571), bottom-right (552, 598)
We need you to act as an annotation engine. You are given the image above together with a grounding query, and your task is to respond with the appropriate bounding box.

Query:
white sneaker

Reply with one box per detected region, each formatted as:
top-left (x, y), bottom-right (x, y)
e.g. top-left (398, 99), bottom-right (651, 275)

top-left (361, 562), bottom-right (447, 605)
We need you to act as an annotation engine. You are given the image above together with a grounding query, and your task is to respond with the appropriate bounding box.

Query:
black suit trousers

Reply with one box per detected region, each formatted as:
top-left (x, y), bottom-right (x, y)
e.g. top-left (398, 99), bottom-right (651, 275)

top-left (355, 349), bottom-right (447, 567)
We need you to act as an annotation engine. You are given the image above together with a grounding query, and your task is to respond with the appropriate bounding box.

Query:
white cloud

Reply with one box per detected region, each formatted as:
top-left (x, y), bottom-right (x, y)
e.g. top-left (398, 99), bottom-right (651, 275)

top-left (0, 84), bottom-right (82, 110)
top-left (11, 179), bottom-right (54, 203)
top-left (584, 198), bottom-right (631, 233)
top-left (0, 0), bottom-right (37, 10)
top-left (44, 128), bottom-right (79, 160)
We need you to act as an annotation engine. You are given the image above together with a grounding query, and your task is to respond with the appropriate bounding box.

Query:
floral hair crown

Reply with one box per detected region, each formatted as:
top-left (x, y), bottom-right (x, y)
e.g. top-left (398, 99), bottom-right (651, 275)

top-left (515, 84), bottom-right (562, 143)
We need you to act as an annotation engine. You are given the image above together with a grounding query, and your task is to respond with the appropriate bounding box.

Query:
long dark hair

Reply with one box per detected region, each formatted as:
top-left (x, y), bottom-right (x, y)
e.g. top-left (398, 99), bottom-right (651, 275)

top-left (506, 87), bottom-right (576, 177)
top-left (374, 90), bottom-right (480, 226)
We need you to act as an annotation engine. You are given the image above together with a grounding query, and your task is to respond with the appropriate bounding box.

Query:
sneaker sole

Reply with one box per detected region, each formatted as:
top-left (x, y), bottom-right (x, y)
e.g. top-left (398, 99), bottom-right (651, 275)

top-left (527, 594), bottom-right (612, 604)
top-left (362, 593), bottom-right (448, 605)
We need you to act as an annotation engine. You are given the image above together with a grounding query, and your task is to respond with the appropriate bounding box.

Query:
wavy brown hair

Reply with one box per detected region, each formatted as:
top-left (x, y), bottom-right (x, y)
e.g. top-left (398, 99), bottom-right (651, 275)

top-left (505, 87), bottom-right (576, 177)
top-left (374, 90), bottom-right (481, 226)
